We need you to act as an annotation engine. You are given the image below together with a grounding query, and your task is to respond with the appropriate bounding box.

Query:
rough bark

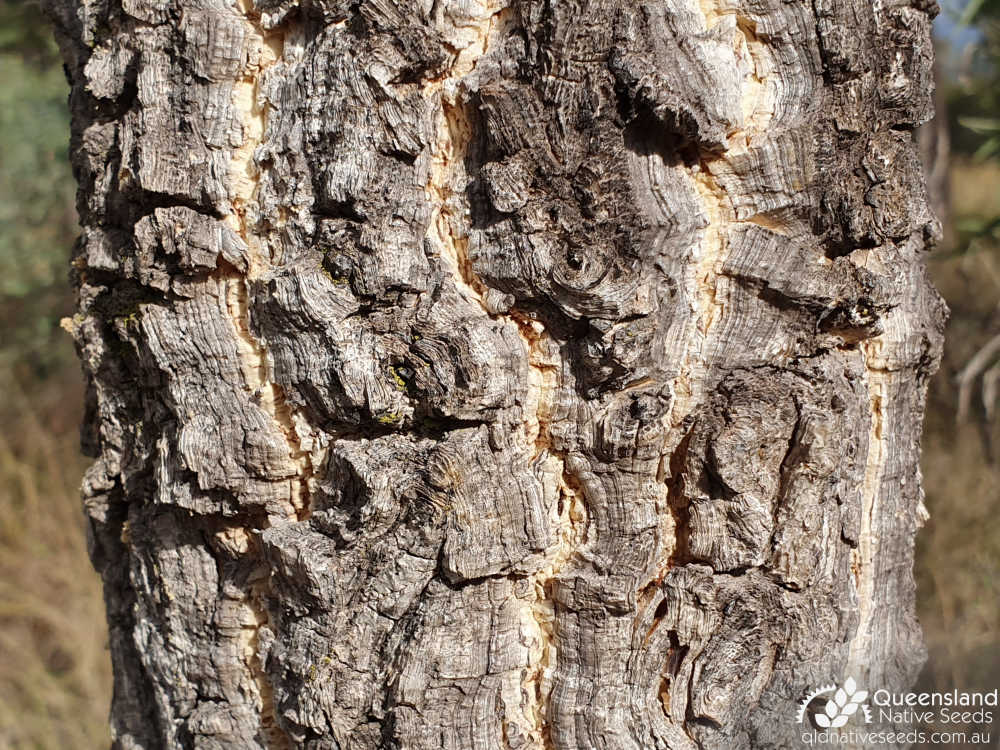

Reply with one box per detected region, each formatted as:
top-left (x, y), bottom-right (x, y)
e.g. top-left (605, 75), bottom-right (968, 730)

top-left (47, 0), bottom-right (946, 747)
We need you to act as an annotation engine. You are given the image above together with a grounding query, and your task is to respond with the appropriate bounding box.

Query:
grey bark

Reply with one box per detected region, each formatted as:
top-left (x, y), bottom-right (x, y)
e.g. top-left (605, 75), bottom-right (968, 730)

top-left (46, 0), bottom-right (946, 748)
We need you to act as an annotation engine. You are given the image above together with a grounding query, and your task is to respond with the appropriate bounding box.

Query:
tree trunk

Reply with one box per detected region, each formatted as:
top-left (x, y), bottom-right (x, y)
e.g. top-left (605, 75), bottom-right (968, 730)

top-left (47, 0), bottom-right (945, 747)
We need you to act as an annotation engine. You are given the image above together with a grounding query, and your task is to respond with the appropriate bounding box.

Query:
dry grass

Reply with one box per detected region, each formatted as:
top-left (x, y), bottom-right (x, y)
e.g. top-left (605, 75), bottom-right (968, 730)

top-left (914, 159), bottom-right (1000, 746)
top-left (949, 158), bottom-right (1000, 224)
top-left (919, 423), bottom-right (1000, 688)
top-left (0, 368), bottom-right (110, 749)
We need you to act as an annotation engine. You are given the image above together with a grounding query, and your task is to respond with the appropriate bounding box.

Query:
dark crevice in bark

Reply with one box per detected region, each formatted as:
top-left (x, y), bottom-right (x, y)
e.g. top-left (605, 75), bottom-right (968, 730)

top-left (665, 424), bottom-right (696, 569)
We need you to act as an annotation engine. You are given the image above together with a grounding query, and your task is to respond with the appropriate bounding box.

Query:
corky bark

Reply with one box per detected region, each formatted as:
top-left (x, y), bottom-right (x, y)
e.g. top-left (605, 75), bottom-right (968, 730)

top-left (47, 0), bottom-right (946, 747)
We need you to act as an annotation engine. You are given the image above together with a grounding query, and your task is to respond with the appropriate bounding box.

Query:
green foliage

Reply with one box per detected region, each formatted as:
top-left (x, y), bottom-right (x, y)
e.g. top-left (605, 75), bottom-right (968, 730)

top-left (0, 0), bottom-right (78, 378)
top-left (942, 1), bottom-right (1000, 253)
top-left (0, 51), bottom-right (74, 297)
top-left (959, 0), bottom-right (989, 23)
top-left (949, 0), bottom-right (1000, 158)
top-left (0, 0), bottom-right (61, 66)
top-left (959, 114), bottom-right (1000, 159)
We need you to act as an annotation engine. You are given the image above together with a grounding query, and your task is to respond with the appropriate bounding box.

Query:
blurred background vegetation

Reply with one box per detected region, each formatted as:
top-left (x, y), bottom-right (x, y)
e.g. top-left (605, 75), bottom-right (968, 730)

top-left (0, 0), bottom-right (111, 748)
top-left (0, 0), bottom-right (112, 747)
top-left (915, 2), bottom-right (1000, 747)
top-left (0, 0), bottom-right (997, 747)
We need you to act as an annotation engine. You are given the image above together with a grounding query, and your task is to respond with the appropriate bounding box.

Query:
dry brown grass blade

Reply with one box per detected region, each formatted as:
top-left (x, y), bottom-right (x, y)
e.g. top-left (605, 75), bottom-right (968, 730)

top-left (0, 377), bottom-right (110, 749)
top-left (956, 332), bottom-right (1000, 423)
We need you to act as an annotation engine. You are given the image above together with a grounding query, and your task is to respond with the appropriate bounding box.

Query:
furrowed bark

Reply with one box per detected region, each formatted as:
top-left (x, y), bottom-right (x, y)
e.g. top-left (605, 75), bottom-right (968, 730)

top-left (47, 0), bottom-right (945, 748)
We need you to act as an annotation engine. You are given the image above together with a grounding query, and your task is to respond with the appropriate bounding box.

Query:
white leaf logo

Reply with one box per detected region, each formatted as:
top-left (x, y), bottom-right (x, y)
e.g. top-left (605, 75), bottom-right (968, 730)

top-left (805, 677), bottom-right (869, 729)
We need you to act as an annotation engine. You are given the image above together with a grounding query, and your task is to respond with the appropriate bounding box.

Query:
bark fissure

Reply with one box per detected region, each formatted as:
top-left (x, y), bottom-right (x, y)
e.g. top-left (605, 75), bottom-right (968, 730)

top-left (221, 7), bottom-right (311, 521)
top-left (665, 0), bottom-right (774, 433)
top-left (849, 337), bottom-right (889, 675)
top-left (421, 5), bottom-right (589, 743)
top-left (426, 95), bottom-right (491, 313)
top-left (220, 6), bottom-right (305, 747)
top-left (522, 463), bottom-right (588, 749)
top-left (422, 1), bottom-right (510, 312)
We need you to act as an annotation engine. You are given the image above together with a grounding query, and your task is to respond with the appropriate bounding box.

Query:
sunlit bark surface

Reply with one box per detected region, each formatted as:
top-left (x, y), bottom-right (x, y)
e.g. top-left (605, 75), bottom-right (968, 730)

top-left (47, 0), bottom-right (945, 747)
